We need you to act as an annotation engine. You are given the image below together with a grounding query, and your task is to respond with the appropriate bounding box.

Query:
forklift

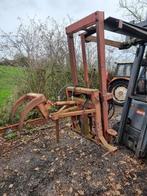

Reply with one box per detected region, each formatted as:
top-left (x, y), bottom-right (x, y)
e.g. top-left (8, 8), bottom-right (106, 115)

top-left (117, 50), bottom-right (147, 158)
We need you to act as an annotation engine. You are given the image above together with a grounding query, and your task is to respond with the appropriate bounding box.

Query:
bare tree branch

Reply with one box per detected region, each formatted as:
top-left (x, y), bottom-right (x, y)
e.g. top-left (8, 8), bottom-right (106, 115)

top-left (119, 0), bottom-right (147, 21)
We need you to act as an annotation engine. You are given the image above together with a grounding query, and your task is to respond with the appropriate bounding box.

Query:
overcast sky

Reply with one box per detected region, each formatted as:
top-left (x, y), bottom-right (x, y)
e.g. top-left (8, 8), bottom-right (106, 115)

top-left (0, 0), bottom-right (123, 32)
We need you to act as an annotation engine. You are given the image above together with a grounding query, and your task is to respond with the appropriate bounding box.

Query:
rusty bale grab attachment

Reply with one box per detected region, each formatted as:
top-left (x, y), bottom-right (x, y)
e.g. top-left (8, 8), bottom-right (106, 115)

top-left (11, 93), bottom-right (51, 129)
top-left (11, 11), bottom-right (119, 153)
top-left (12, 87), bottom-right (117, 152)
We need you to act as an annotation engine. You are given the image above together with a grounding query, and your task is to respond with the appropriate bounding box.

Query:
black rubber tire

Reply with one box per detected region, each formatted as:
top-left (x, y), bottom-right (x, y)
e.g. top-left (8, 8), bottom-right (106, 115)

top-left (108, 80), bottom-right (129, 106)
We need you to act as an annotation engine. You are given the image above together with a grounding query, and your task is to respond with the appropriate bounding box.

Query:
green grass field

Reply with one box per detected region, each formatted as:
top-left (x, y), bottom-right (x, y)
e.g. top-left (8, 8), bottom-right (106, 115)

top-left (0, 65), bottom-right (23, 107)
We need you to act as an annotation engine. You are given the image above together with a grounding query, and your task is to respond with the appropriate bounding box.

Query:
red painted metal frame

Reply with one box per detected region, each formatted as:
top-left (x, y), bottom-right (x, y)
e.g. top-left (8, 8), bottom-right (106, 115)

top-left (80, 34), bottom-right (89, 87)
top-left (95, 12), bottom-right (108, 139)
top-left (67, 35), bottom-right (78, 86)
top-left (66, 11), bottom-right (109, 139)
top-left (66, 11), bottom-right (99, 34)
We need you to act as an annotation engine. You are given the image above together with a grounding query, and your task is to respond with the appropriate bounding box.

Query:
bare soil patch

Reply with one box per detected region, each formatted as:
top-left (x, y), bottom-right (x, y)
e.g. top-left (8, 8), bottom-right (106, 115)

top-left (0, 107), bottom-right (147, 196)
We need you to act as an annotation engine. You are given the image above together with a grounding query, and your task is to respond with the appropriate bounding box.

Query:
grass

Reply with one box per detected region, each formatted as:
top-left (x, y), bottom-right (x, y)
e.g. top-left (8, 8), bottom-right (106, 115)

top-left (0, 65), bottom-right (23, 107)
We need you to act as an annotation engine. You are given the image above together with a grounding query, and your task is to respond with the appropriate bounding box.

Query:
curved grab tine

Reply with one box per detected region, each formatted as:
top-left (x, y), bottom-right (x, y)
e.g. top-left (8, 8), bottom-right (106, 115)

top-left (38, 103), bottom-right (49, 119)
top-left (11, 95), bottom-right (28, 119)
top-left (18, 96), bottom-right (46, 130)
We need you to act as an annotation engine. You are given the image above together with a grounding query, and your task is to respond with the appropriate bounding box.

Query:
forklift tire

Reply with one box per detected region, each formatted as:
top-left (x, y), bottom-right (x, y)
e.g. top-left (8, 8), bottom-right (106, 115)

top-left (109, 80), bottom-right (128, 106)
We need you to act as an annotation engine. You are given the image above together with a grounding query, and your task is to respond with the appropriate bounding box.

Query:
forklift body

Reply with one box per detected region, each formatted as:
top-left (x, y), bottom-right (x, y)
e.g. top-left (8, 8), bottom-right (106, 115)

top-left (124, 99), bottom-right (147, 157)
top-left (118, 51), bottom-right (147, 158)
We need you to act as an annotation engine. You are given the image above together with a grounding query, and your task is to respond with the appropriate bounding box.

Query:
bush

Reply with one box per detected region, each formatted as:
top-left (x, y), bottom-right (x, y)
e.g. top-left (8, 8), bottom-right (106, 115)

top-left (0, 17), bottom-right (101, 126)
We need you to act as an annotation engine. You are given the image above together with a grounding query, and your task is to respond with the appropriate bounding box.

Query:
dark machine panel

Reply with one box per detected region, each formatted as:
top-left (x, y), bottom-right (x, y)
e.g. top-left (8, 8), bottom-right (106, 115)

top-left (128, 100), bottom-right (147, 130)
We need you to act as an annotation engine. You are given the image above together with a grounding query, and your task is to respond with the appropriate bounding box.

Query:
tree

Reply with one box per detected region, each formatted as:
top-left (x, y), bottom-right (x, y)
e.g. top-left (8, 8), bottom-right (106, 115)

top-left (0, 17), bottom-right (69, 68)
top-left (119, 0), bottom-right (147, 22)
